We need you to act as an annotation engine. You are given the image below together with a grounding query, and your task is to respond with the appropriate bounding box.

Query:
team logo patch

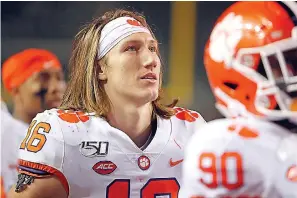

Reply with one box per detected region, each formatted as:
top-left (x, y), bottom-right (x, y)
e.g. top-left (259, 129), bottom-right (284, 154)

top-left (92, 161), bottom-right (117, 175)
top-left (80, 141), bottom-right (109, 158)
top-left (138, 155), bottom-right (150, 171)
top-left (286, 165), bottom-right (297, 182)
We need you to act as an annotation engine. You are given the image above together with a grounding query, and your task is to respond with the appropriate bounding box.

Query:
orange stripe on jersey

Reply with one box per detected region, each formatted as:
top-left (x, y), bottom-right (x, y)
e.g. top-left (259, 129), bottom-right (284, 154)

top-left (228, 125), bottom-right (259, 139)
top-left (1, 177), bottom-right (6, 198)
top-left (18, 159), bottom-right (69, 195)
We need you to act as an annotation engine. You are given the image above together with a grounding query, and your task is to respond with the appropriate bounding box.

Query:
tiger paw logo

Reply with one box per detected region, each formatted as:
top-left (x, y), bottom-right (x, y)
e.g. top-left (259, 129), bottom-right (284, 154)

top-left (57, 109), bottom-right (89, 123)
top-left (138, 155), bottom-right (150, 171)
top-left (174, 107), bottom-right (199, 122)
top-left (209, 12), bottom-right (243, 65)
top-left (127, 19), bottom-right (142, 27)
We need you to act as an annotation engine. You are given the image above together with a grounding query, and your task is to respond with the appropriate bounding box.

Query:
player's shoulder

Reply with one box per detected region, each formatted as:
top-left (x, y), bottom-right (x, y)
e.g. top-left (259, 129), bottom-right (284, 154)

top-left (32, 108), bottom-right (99, 141)
top-left (169, 107), bottom-right (206, 143)
top-left (33, 108), bottom-right (91, 123)
top-left (171, 107), bottom-right (206, 126)
top-left (198, 117), bottom-right (291, 138)
top-left (1, 108), bottom-right (28, 129)
top-left (189, 117), bottom-right (293, 153)
top-left (188, 118), bottom-right (231, 143)
top-left (33, 108), bottom-right (100, 127)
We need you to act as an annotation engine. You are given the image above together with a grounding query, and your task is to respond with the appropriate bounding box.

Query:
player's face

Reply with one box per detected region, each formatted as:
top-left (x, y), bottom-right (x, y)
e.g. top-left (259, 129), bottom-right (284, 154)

top-left (18, 67), bottom-right (66, 116)
top-left (103, 32), bottom-right (161, 104)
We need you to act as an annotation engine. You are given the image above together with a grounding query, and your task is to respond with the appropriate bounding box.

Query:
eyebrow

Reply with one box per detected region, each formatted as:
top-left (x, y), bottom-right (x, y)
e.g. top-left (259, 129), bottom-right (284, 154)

top-left (123, 39), bottom-right (158, 45)
top-left (148, 39), bottom-right (158, 45)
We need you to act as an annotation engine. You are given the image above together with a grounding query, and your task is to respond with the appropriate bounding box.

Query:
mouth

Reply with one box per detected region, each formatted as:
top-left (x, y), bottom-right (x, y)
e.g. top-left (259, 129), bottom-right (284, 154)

top-left (140, 73), bottom-right (157, 81)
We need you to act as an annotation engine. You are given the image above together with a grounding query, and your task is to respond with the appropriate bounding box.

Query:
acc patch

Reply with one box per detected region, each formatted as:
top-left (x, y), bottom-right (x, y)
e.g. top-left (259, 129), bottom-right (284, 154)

top-left (92, 161), bottom-right (117, 175)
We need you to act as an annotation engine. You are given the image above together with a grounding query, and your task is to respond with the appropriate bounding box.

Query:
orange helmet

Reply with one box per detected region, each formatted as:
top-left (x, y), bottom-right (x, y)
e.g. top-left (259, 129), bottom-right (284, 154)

top-left (204, 1), bottom-right (297, 123)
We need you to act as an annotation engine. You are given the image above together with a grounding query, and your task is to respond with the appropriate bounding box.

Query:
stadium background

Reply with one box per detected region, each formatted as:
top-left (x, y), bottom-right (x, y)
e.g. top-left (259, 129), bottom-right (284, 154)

top-left (1, 1), bottom-right (234, 121)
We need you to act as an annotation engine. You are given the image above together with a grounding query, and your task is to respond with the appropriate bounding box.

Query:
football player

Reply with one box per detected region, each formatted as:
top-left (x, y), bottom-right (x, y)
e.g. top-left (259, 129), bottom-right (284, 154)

top-left (1, 49), bottom-right (66, 195)
top-left (8, 9), bottom-right (206, 198)
top-left (180, 1), bottom-right (297, 198)
top-left (2, 48), bottom-right (66, 124)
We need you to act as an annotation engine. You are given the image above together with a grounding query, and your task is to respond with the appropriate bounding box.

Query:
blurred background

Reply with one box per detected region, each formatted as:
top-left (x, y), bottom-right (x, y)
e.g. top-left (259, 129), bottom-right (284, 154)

top-left (1, 1), bottom-right (235, 121)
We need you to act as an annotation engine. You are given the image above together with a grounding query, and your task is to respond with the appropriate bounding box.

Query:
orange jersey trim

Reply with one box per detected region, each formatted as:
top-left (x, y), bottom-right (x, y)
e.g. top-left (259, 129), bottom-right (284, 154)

top-left (18, 159), bottom-right (69, 195)
top-left (1, 177), bottom-right (6, 198)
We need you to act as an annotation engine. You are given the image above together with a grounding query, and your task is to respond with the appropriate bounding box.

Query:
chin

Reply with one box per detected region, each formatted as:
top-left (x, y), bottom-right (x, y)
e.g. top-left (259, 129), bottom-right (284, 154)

top-left (136, 89), bottom-right (159, 104)
top-left (146, 90), bottom-right (159, 102)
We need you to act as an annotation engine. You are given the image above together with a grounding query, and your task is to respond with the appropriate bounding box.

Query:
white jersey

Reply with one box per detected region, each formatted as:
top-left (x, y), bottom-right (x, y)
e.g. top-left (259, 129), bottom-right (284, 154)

top-left (18, 107), bottom-right (206, 198)
top-left (1, 102), bottom-right (28, 192)
top-left (179, 118), bottom-right (297, 198)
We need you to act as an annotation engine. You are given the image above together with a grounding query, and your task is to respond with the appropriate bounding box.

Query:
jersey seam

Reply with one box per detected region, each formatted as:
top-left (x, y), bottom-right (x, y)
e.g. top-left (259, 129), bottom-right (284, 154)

top-left (55, 114), bottom-right (68, 191)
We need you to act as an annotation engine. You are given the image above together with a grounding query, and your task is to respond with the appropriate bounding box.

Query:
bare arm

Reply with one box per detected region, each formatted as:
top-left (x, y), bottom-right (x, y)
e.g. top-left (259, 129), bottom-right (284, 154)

top-left (7, 176), bottom-right (67, 198)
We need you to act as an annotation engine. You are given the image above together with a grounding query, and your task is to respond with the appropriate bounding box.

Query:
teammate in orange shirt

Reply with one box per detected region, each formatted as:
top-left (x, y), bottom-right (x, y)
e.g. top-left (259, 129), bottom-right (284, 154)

top-left (1, 49), bottom-right (66, 194)
top-left (180, 1), bottom-right (297, 198)
top-left (2, 48), bottom-right (66, 124)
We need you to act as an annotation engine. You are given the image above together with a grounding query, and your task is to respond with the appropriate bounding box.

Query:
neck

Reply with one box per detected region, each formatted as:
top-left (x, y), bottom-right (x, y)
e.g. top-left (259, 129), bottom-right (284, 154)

top-left (107, 101), bottom-right (154, 148)
top-left (13, 105), bottom-right (32, 124)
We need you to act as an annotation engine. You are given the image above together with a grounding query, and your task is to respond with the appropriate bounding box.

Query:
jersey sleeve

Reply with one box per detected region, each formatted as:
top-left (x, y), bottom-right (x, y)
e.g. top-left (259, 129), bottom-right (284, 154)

top-left (17, 110), bottom-right (69, 194)
top-left (171, 107), bottom-right (207, 151)
top-left (272, 134), bottom-right (297, 197)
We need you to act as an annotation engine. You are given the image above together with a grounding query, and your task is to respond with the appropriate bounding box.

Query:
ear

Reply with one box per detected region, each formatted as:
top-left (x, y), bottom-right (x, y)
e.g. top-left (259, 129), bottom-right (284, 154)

top-left (98, 60), bottom-right (108, 81)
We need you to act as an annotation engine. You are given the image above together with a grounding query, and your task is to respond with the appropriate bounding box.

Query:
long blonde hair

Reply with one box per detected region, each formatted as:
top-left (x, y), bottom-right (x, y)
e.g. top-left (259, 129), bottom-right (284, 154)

top-left (60, 9), bottom-right (178, 119)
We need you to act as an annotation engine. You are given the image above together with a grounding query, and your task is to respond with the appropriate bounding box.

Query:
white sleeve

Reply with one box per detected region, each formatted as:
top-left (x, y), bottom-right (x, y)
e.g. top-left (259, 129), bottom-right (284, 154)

top-left (1, 110), bottom-right (28, 192)
top-left (18, 110), bottom-right (68, 193)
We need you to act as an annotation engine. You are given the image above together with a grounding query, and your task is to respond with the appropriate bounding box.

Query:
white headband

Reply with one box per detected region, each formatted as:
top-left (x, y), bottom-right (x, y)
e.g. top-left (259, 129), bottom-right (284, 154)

top-left (97, 17), bottom-right (151, 60)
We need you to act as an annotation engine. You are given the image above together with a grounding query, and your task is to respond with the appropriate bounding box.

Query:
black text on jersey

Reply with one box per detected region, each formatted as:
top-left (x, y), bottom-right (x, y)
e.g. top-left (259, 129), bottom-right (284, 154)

top-left (79, 141), bottom-right (109, 158)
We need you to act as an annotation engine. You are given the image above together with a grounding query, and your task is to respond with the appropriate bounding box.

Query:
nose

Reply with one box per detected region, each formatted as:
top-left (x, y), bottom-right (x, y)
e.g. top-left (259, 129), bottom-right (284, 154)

top-left (141, 48), bottom-right (158, 70)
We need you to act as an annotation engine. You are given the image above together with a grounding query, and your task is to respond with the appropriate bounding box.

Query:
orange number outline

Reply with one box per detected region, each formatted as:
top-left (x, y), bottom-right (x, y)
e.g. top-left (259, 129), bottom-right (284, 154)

top-left (20, 121), bottom-right (51, 153)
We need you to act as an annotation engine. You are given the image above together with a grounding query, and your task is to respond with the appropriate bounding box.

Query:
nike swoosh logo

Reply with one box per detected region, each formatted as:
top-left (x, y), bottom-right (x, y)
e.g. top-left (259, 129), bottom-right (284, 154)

top-left (169, 158), bottom-right (183, 167)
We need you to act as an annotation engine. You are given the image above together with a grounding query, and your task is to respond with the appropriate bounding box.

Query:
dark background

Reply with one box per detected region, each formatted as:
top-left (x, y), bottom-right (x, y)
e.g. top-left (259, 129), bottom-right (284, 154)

top-left (1, 1), bottom-right (234, 121)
